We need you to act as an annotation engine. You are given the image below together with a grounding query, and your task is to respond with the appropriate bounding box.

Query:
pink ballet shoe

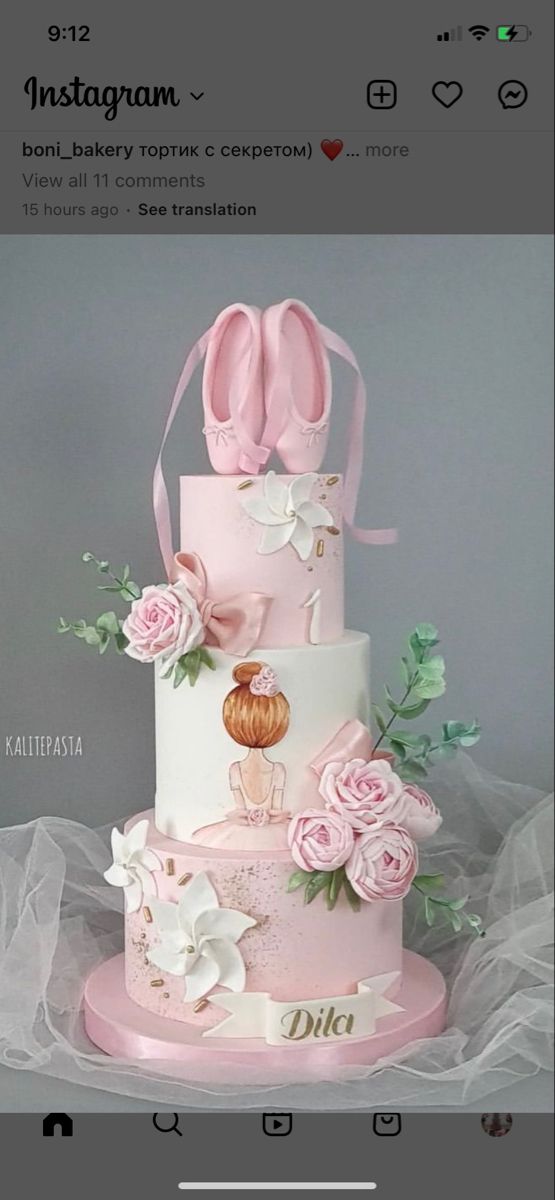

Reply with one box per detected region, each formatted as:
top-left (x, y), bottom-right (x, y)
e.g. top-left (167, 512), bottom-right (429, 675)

top-left (261, 298), bottom-right (332, 473)
top-left (202, 303), bottom-right (269, 474)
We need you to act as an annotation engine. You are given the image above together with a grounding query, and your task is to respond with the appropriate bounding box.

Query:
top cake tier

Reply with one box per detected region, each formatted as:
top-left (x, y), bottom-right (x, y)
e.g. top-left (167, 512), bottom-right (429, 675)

top-left (180, 472), bottom-right (344, 647)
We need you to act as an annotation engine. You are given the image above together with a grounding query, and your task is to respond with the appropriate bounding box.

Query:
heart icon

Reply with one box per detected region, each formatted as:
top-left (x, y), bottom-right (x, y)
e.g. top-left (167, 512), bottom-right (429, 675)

top-left (432, 81), bottom-right (463, 108)
top-left (321, 139), bottom-right (343, 161)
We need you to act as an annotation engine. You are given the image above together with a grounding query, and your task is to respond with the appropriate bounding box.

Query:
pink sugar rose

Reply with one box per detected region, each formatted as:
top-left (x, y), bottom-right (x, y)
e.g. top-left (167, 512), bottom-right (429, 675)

top-left (346, 824), bottom-right (418, 902)
top-left (123, 581), bottom-right (204, 670)
top-left (248, 807), bottom-right (270, 827)
top-left (319, 757), bottom-right (407, 831)
top-left (288, 808), bottom-right (355, 873)
top-left (402, 784), bottom-right (443, 841)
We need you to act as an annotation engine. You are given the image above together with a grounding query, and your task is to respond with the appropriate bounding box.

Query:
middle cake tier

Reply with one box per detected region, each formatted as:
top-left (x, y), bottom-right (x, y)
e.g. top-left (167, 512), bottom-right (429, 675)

top-left (155, 632), bottom-right (370, 846)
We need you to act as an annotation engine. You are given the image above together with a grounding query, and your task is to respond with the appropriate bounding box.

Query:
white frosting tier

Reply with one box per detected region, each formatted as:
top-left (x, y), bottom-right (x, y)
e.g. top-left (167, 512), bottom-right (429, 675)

top-left (154, 631), bottom-right (370, 844)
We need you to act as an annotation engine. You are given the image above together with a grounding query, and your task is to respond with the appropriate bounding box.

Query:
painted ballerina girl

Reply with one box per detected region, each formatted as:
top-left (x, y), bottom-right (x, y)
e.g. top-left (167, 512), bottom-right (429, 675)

top-left (193, 662), bottom-right (291, 849)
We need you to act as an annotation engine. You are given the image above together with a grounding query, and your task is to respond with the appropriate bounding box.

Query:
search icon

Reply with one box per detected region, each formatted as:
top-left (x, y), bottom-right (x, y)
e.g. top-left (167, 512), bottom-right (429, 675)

top-left (153, 1113), bottom-right (182, 1136)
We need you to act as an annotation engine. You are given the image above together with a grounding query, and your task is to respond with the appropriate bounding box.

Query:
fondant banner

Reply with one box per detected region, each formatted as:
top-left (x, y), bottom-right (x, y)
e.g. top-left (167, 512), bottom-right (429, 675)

top-left (203, 971), bottom-right (403, 1045)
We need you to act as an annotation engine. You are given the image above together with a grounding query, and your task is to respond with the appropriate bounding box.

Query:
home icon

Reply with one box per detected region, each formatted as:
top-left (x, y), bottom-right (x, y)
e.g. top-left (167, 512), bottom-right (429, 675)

top-left (42, 1113), bottom-right (74, 1137)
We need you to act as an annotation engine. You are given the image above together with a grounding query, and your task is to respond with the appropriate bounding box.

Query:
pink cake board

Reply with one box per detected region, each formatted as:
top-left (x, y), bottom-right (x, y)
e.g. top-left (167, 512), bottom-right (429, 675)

top-left (83, 950), bottom-right (447, 1084)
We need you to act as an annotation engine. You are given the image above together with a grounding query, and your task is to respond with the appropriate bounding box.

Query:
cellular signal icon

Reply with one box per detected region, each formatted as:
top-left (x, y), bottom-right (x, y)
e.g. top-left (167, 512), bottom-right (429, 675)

top-left (437, 26), bottom-right (463, 42)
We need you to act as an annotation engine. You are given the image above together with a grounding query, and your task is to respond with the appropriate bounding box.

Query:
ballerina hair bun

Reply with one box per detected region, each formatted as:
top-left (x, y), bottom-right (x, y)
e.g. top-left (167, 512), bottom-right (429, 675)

top-left (224, 662), bottom-right (289, 748)
top-left (232, 661), bottom-right (264, 685)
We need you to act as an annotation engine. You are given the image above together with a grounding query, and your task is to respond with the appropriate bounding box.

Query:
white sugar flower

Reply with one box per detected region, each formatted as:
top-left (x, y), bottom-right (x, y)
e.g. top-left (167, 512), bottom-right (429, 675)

top-left (241, 471), bottom-right (333, 562)
top-left (147, 872), bottom-right (256, 1004)
top-left (103, 819), bottom-right (161, 913)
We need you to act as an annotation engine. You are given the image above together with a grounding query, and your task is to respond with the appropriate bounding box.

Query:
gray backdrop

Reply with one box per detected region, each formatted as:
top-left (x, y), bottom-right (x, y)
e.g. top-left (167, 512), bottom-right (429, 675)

top-left (0, 234), bottom-right (553, 833)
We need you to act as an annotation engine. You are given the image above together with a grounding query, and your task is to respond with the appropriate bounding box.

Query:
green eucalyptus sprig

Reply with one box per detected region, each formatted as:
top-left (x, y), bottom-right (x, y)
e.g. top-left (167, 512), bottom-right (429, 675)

top-left (58, 612), bottom-right (128, 655)
top-left (81, 552), bottom-right (141, 602)
top-left (287, 865), bottom-right (361, 913)
top-left (412, 872), bottom-right (485, 938)
top-left (372, 624), bottom-right (481, 782)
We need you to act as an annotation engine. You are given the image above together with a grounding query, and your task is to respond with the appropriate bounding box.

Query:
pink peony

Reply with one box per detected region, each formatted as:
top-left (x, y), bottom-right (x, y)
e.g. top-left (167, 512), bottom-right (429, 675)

top-left (402, 784), bottom-right (443, 841)
top-left (288, 808), bottom-right (355, 872)
top-left (319, 757), bottom-right (407, 831)
top-left (346, 824), bottom-right (418, 902)
top-left (123, 581), bottom-right (204, 669)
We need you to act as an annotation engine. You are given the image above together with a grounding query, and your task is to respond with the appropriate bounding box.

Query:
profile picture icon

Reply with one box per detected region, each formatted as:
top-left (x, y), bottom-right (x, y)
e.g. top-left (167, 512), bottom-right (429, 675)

top-left (481, 1113), bottom-right (513, 1137)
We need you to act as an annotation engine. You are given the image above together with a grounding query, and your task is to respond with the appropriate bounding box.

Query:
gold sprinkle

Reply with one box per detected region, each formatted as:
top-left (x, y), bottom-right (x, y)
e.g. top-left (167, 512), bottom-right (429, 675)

top-left (326, 475), bottom-right (339, 486)
top-left (237, 479), bottom-right (254, 490)
top-left (178, 873), bottom-right (192, 887)
top-left (193, 998), bottom-right (209, 1013)
top-left (143, 906), bottom-right (153, 923)
top-left (327, 525), bottom-right (340, 536)
top-left (307, 566), bottom-right (314, 572)
top-left (165, 857), bottom-right (175, 876)
top-left (319, 493), bottom-right (327, 500)
top-left (316, 539), bottom-right (325, 557)
top-left (150, 979), bottom-right (164, 988)
top-left (186, 945), bottom-right (196, 954)
top-left (140, 932), bottom-right (146, 939)
top-left (163, 992), bottom-right (170, 999)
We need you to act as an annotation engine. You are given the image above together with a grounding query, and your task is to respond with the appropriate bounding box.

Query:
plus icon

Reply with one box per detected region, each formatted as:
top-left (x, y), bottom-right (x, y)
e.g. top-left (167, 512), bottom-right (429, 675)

top-left (367, 79), bottom-right (398, 109)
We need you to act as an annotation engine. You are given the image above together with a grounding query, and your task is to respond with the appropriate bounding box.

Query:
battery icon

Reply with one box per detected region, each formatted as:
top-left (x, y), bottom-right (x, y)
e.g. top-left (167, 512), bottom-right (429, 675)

top-left (497, 25), bottom-right (532, 41)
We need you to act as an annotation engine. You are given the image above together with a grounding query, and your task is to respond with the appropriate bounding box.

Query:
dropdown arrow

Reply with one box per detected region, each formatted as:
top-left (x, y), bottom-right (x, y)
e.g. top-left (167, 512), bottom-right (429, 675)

top-left (190, 91), bottom-right (205, 100)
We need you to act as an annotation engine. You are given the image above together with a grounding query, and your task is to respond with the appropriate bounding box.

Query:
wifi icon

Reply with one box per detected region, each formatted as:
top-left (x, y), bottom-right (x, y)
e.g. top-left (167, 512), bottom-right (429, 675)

top-left (468, 24), bottom-right (490, 40)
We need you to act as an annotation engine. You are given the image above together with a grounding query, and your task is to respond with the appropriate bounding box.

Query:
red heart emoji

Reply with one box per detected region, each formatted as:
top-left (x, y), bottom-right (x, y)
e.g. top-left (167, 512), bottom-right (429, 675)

top-left (321, 139), bottom-right (343, 161)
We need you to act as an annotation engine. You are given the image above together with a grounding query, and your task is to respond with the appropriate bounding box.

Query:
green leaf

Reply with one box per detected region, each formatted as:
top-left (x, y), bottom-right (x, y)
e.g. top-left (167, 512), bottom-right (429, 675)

top-left (160, 660), bottom-right (175, 679)
top-left (120, 585), bottom-right (141, 602)
top-left (448, 895), bottom-right (470, 911)
top-left (173, 658), bottom-right (189, 689)
top-left (413, 623), bottom-right (439, 647)
top-left (304, 872), bottom-right (330, 905)
top-left (424, 896), bottom-right (436, 926)
top-left (199, 646), bottom-right (216, 670)
top-left (186, 649), bottom-right (202, 687)
top-left (385, 689), bottom-right (431, 719)
top-left (372, 705), bottom-right (387, 734)
top-left (57, 618), bottom-right (71, 633)
top-left (408, 633), bottom-right (425, 664)
top-left (343, 879), bottom-right (361, 912)
top-left (397, 759), bottom-right (429, 781)
top-left (287, 869), bottom-right (313, 892)
top-left (388, 738), bottom-right (407, 761)
top-left (386, 731), bottom-right (431, 750)
top-left (114, 630), bottom-right (129, 654)
top-left (413, 677), bottom-right (446, 700)
top-left (96, 611), bottom-right (120, 636)
top-left (442, 720), bottom-right (481, 748)
top-left (446, 909), bottom-right (463, 933)
top-left (83, 626), bottom-right (102, 646)
top-left (326, 867), bottom-right (345, 911)
top-left (400, 656), bottom-right (412, 688)
top-left (97, 585), bottom-right (122, 593)
top-left (414, 873), bottom-right (445, 892)
top-left (98, 633), bottom-right (110, 655)
top-left (122, 564), bottom-right (130, 582)
top-left (416, 655), bottom-right (445, 681)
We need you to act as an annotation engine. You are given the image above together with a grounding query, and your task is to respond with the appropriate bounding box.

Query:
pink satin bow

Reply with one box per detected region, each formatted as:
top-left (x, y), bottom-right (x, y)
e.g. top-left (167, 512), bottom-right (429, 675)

top-left (172, 551), bottom-right (271, 656)
top-left (310, 719), bottom-right (394, 776)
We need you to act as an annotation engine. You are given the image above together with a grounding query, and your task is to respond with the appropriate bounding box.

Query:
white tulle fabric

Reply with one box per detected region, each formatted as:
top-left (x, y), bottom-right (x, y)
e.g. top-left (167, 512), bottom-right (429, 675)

top-left (0, 754), bottom-right (552, 1109)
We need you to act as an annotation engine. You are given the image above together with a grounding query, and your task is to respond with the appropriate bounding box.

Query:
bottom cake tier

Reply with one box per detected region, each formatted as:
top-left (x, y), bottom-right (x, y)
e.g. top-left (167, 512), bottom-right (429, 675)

top-left (121, 811), bottom-right (411, 1039)
top-left (84, 810), bottom-right (447, 1069)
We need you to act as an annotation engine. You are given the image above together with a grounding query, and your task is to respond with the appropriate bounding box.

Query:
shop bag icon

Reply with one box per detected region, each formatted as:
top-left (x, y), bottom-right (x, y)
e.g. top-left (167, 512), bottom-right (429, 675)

top-left (373, 1113), bottom-right (402, 1136)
